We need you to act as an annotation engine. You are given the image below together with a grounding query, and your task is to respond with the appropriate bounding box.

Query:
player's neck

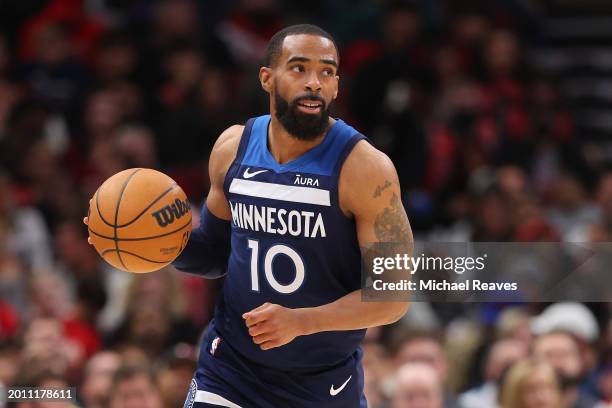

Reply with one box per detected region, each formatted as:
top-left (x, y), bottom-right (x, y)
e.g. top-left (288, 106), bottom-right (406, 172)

top-left (268, 117), bottom-right (335, 165)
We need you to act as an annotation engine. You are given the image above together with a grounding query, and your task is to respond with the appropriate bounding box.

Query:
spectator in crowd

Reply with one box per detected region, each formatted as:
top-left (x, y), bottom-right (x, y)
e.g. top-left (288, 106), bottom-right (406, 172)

top-left (156, 345), bottom-right (197, 408)
top-left (596, 362), bottom-right (612, 406)
top-left (595, 318), bottom-right (612, 405)
top-left (348, 0), bottom-right (427, 192)
top-left (393, 331), bottom-right (459, 408)
top-left (0, 224), bottom-right (27, 331)
top-left (531, 302), bottom-right (601, 373)
top-left (20, 317), bottom-right (80, 383)
top-left (108, 269), bottom-right (198, 359)
top-left (460, 338), bottom-right (528, 408)
top-left (363, 340), bottom-right (395, 408)
top-left (532, 331), bottom-right (602, 408)
top-left (448, 7), bottom-right (491, 74)
top-left (157, 51), bottom-right (234, 170)
top-left (17, 23), bottom-right (89, 112)
top-left (114, 123), bottom-right (158, 169)
top-left (112, 303), bottom-right (174, 360)
top-left (108, 363), bottom-right (163, 408)
top-left (119, 268), bottom-right (197, 338)
top-left (79, 350), bottom-right (121, 408)
top-left (581, 171), bottom-right (612, 242)
top-left (28, 269), bottom-right (102, 363)
top-left (0, 171), bottom-right (53, 271)
top-left (54, 219), bottom-right (105, 285)
top-left (7, 370), bottom-right (79, 408)
top-left (495, 307), bottom-right (533, 348)
top-left (392, 362), bottom-right (444, 408)
top-left (546, 172), bottom-right (600, 240)
top-left (73, 86), bottom-right (131, 193)
top-left (92, 30), bottom-right (138, 86)
top-left (499, 358), bottom-right (562, 408)
top-left (115, 343), bottom-right (151, 368)
top-left (472, 186), bottom-right (516, 241)
top-left (0, 342), bottom-right (20, 389)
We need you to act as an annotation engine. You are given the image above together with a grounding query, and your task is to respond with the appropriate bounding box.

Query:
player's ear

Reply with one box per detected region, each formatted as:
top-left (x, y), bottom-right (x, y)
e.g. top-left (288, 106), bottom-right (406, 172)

top-left (259, 67), bottom-right (273, 94)
top-left (333, 74), bottom-right (339, 100)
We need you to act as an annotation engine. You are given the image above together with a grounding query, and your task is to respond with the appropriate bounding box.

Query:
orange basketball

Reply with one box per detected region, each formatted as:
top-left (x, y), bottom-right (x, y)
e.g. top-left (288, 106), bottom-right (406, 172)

top-left (88, 168), bottom-right (192, 273)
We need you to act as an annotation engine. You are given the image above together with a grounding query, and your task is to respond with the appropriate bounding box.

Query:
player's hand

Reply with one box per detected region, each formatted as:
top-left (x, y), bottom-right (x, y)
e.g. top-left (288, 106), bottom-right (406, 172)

top-left (243, 303), bottom-right (306, 350)
top-left (83, 217), bottom-right (92, 245)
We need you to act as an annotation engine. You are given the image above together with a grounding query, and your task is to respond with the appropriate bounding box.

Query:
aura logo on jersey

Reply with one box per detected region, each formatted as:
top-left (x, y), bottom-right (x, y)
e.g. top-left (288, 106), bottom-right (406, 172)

top-left (293, 174), bottom-right (319, 187)
top-left (152, 199), bottom-right (190, 227)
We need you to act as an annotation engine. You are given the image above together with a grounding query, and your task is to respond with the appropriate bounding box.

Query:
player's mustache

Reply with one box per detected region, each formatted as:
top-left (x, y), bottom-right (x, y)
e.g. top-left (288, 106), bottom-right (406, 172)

top-left (292, 94), bottom-right (326, 108)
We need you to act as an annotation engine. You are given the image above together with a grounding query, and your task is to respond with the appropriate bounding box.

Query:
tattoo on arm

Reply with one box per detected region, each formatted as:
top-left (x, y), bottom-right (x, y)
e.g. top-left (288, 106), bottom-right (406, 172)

top-left (373, 180), bottom-right (392, 198)
top-left (369, 192), bottom-right (413, 289)
top-left (374, 193), bottom-right (410, 242)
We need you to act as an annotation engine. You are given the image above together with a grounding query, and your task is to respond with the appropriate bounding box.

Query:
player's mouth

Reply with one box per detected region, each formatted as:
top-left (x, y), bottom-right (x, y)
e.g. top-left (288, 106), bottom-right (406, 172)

top-left (296, 100), bottom-right (323, 114)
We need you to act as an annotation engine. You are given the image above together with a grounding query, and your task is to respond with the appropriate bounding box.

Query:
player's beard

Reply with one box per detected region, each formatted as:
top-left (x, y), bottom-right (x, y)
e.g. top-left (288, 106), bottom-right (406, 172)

top-left (274, 90), bottom-right (330, 141)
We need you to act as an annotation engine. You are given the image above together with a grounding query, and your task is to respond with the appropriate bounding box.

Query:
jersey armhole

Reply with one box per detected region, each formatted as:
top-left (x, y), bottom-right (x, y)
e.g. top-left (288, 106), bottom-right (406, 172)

top-left (222, 118), bottom-right (256, 194)
top-left (331, 133), bottom-right (371, 214)
top-left (332, 133), bottom-right (370, 175)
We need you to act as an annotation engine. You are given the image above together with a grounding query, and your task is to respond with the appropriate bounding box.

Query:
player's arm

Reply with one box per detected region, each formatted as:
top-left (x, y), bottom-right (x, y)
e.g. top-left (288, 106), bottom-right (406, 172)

top-left (305, 142), bottom-right (412, 329)
top-left (170, 125), bottom-right (243, 277)
top-left (244, 142), bottom-right (412, 349)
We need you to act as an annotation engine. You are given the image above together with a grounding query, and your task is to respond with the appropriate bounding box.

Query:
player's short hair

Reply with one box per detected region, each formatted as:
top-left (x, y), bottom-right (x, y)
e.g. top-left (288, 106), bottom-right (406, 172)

top-left (264, 24), bottom-right (339, 67)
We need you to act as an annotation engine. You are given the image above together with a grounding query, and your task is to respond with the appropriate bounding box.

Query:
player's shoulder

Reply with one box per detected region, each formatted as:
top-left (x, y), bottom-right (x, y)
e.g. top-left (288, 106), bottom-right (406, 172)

top-left (338, 138), bottom-right (400, 216)
top-left (212, 124), bottom-right (244, 158)
top-left (341, 139), bottom-right (397, 185)
top-left (209, 124), bottom-right (244, 185)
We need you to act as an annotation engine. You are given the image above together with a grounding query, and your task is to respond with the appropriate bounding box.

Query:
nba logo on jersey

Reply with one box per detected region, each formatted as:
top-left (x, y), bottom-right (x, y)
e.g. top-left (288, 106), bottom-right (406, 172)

top-left (210, 336), bottom-right (221, 356)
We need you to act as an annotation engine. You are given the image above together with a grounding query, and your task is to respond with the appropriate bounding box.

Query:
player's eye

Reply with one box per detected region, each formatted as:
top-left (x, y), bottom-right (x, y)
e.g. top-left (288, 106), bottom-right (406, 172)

top-left (322, 68), bottom-right (334, 76)
top-left (291, 65), bottom-right (304, 73)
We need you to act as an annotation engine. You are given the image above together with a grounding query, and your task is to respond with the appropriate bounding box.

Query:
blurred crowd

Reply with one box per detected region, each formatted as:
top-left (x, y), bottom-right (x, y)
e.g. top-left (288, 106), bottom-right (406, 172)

top-left (0, 0), bottom-right (611, 407)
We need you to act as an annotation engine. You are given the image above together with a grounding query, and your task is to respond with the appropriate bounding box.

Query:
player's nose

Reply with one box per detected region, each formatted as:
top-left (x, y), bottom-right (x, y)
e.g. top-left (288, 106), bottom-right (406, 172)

top-left (304, 72), bottom-right (322, 92)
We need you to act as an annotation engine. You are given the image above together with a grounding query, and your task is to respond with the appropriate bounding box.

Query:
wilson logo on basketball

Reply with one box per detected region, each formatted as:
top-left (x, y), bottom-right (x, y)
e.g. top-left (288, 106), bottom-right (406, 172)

top-left (152, 199), bottom-right (191, 227)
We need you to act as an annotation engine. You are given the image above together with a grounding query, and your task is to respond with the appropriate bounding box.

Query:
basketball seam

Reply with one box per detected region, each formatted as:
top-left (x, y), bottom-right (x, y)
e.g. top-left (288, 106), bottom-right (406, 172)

top-left (114, 168), bottom-right (142, 270)
top-left (95, 185), bottom-right (115, 228)
top-left (115, 183), bottom-right (178, 228)
top-left (89, 218), bottom-right (192, 241)
top-left (100, 248), bottom-right (174, 264)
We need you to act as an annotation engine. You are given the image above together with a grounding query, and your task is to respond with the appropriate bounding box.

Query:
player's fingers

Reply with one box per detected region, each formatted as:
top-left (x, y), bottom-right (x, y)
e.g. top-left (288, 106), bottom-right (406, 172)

top-left (84, 217), bottom-right (93, 245)
top-left (252, 332), bottom-right (275, 345)
top-left (259, 339), bottom-right (281, 350)
top-left (243, 305), bottom-right (272, 326)
top-left (248, 323), bottom-right (269, 337)
top-left (244, 311), bottom-right (268, 327)
top-left (246, 302), bottom-right (271, 315)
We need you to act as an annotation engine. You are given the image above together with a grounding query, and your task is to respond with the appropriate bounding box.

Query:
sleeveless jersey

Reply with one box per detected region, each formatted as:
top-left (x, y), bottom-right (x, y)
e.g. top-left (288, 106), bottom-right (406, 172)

top-left (215, 114), bottom-right (367, 372)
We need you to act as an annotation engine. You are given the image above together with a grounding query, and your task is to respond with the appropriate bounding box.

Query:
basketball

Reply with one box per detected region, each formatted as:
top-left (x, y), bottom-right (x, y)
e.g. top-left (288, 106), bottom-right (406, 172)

top-left (87, 168), bottom-right (192, 273)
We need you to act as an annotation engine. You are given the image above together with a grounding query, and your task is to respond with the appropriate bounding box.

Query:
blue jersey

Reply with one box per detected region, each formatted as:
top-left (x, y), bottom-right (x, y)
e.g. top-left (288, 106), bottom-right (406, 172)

top-left (213, 115), bottom-right (367, 372)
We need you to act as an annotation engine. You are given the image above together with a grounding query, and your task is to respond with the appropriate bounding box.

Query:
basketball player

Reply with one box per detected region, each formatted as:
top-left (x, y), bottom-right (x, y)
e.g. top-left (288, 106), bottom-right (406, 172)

top-left (90, 24), bottom-right (413, 407)
top-left (172, 24), bottom-right (413, 407)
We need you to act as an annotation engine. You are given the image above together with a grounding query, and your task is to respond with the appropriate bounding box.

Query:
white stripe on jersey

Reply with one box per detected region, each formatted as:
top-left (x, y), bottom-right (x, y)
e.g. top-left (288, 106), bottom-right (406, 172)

top-left (229, 178), bottom-right (331, 206)
top-left (194, 390), bottom-right (244, 407)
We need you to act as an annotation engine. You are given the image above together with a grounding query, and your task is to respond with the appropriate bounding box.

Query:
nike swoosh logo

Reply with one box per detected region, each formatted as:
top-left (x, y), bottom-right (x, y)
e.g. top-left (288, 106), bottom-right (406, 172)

top-left (243, 168), bottom-right (268, 179)
top-left (330, 375), bottom-right (352, 396)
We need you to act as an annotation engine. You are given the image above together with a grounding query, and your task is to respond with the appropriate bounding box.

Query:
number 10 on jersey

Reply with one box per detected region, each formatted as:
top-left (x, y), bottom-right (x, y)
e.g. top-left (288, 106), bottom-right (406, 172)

top-left (247, 239), bottom-right (305, 294)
